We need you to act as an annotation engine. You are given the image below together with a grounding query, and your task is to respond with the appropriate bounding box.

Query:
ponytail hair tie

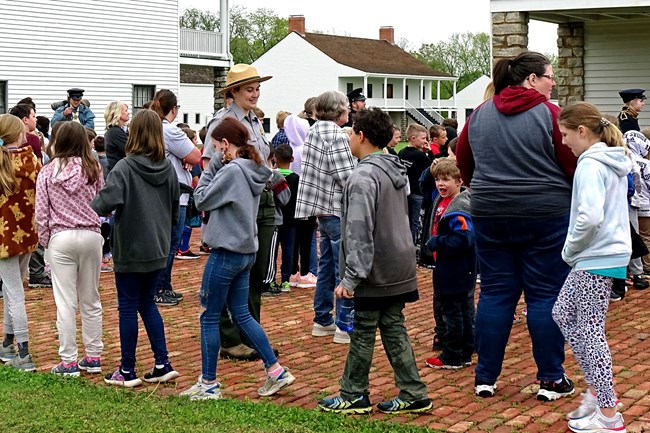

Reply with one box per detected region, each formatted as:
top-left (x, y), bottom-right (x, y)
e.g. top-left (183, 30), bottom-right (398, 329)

top-left (0, 138), bottom-right (4, 146)
top-left (599, 117), bottom-right (610, 127)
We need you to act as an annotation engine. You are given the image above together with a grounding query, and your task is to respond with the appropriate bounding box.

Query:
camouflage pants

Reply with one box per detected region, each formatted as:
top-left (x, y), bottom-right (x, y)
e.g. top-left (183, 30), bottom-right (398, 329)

top-left (339, 301), bottom-right (428, 402)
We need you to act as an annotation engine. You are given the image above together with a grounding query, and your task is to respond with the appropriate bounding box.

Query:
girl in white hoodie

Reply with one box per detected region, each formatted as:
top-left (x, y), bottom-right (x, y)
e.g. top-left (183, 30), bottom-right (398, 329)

top-left (553, 102), bottom-right (631, 433)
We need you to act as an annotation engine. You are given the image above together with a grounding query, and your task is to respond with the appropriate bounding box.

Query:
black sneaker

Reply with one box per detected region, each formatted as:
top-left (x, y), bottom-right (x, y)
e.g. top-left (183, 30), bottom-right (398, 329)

top-left (164, 289), bottom-right (184, 301)
top-left (633, 275), bottom-right (649, 290)
top-left (537, 374), bottom-right (574, 401)
top-left (28, 275), bottom-right (52, 288)
top-left (143, 362), bottom-right (180, 383)
top-left (475, 379), bottom-right (497, 397)
top-left (262, 286), bottom-right (282, 297)
top-left (377, 397), bottom-right (432, 414)
top-left (154, 292), bottom-right (179, 306)
top-left (318, 395), bottom-right (372, 415)
top-left (176, 250), bottom-right (201, 260)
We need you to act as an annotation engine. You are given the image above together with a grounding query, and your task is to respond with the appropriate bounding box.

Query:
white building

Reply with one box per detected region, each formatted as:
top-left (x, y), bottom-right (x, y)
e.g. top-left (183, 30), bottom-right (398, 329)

top-left (0, 0), bottom-right (230, 134)
top-left (253, 16), bottom-right (457, 137)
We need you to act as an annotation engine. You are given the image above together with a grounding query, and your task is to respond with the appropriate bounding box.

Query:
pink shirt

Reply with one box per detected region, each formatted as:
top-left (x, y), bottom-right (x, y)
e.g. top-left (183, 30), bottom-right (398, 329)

top-left (35, 157), bottom-right (103, 248)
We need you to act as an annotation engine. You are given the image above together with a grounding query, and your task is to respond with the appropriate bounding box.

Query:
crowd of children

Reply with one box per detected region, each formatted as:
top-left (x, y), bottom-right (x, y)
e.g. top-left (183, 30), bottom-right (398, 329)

top-left (2, 57), bottom-right (650, 432)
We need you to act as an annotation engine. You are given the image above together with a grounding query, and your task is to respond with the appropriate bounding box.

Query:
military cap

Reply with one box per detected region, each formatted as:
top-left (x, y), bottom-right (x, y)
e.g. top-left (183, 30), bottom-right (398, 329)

top-left (347, 88), bottom-right (366, 103)
top-left (619, 88), bottom-right (646, 103)
top-left (67, 88), bottom-right (85, 99)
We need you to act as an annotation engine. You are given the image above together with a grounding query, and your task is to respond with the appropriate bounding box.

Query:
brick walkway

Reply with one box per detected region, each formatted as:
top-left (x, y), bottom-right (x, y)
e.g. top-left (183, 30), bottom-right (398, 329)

top-left (18, 236), bottom-right (650, 432)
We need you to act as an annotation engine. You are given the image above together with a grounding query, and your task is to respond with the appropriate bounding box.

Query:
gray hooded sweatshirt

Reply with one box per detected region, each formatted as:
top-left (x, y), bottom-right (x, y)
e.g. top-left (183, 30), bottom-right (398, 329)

top-left (91, 154), bottom-right (180, 273)
top-left (195, 157), bottom-right (272, 253)
top-left (339, 153), bottom-right (417, 297)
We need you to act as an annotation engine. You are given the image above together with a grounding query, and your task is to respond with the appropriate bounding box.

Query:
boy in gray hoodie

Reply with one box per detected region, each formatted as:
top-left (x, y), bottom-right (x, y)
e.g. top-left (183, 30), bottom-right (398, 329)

top-left (317, 107), bottom-right (431, 415)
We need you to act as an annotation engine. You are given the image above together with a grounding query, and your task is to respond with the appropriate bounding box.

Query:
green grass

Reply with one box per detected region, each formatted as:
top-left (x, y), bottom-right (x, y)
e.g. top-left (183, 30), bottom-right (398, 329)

top-left (395, 141), bottom-right (408, 153)
top-left (0, 367), bottom-right (437, 433)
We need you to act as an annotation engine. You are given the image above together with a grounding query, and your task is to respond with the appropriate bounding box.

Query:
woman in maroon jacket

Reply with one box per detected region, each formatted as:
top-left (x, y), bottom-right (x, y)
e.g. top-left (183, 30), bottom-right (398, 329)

top-left (456, 51), bottom-right (578, 401)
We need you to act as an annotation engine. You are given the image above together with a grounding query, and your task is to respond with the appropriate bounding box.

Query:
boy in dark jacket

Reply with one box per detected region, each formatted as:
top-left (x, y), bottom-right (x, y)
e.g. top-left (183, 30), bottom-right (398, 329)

top-left (272, 144), bottom-right (299, 291)
top-left (317, 107), bottom-right (431, 415)
top-left (423, 159), bottom-right (476, 369)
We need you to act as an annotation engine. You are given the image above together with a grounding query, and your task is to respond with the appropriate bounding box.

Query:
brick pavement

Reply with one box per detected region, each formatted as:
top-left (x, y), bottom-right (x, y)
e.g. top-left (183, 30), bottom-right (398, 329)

top-left (17, 235), bottom-right (650, 432)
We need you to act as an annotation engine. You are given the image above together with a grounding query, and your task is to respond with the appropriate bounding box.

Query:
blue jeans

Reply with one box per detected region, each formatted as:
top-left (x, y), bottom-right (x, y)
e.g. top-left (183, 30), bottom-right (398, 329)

top-left (473, 215), bottom-right (570, 384)
top-left (199, 249), bottom-right (276, 381)
top-left (156, 204), bottom-right (186, 291)
top-left (313, 216), bottom-right (341, 326)
top-left (310, 227), bottom-right (318, 276)
top-left (277, 225), bottom-right (296, 283)
top-left (115, 270), bottom-right (169, 371)
top-left (407, 194), bottom-right (423, 243)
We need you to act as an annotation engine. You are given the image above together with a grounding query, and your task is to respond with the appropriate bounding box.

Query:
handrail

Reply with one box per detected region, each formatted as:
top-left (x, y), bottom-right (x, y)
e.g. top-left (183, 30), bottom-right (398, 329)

top-left (420, 100), bottom-right (446, 124)
top-left (180, 28), bottom-right (225, 58)
top-left (405, 101), bottom-right (433, 128)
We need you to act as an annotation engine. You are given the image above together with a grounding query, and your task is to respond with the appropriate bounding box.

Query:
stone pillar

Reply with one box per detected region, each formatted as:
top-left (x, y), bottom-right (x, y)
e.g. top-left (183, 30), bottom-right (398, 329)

top-left (556, 22), bottom-right (584, 107)
top-left (492, 12), bottom-right (529, 65)
top-left (213, 66), bottom-right (229, 112)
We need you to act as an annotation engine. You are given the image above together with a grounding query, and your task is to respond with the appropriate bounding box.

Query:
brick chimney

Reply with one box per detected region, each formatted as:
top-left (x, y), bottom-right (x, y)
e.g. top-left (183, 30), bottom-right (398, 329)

top-left (288, 15), bottom-right (305, 36)
top-left (379, 26), bottom-right (394, 44)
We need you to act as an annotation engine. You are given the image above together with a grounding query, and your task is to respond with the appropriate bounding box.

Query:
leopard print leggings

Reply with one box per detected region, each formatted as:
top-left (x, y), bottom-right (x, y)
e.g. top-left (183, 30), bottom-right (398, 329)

top-left (552, 270), bottom-right (617, 408)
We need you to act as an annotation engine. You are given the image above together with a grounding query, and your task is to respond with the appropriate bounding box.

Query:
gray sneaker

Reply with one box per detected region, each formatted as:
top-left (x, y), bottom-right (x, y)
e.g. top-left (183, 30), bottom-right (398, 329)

top-left (6, 353), bottom-right (36, 371)
top-left (0, 343), bottom-right (16, 362)
top-left (257, 368), bottom-right (295, 396)
top-left (180, 377), bottom-right (223, 400)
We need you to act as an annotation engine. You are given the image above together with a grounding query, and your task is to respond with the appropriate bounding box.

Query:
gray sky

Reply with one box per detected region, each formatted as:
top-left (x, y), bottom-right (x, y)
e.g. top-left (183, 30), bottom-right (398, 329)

top-left (179, 0), bottom-right (558, 54)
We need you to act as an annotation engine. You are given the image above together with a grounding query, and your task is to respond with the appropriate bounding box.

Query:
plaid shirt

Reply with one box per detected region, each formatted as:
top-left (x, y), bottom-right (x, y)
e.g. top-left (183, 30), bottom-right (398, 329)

top-left (271, 128), bottom-right (289, 146)
top-left (295, 120), bottom-right (356, 218)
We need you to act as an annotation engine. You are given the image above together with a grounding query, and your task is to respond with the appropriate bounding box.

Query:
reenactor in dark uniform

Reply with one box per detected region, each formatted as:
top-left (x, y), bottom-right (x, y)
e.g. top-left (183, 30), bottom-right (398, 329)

top-left (618, 88), bottom-right (646, 133)
top-left (343, 88), bottom-right (366, 127)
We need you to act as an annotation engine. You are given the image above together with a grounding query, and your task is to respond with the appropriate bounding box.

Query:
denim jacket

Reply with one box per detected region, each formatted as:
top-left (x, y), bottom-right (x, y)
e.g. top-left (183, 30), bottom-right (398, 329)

top-left (51, 103), bottom-right (95, 129)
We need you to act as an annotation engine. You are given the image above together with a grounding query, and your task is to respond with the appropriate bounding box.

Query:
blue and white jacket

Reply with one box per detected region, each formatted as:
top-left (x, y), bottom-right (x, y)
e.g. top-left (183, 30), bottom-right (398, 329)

top-left (562, 143), bottom-right (631, 271)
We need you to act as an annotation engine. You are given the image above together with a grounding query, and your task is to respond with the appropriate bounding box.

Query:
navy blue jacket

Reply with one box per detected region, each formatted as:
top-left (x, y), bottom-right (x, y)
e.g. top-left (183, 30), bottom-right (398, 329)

top-left (422, 189), bottom-right (476, 295)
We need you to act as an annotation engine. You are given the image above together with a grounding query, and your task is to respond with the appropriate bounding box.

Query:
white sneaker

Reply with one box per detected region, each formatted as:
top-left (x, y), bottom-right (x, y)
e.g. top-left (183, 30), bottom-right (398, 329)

top-left (312, 322), bottom-right (336, 337)
top-left (289, 272), bottom-right (300, 287)
top-left (180, 376), bottom-right (223, 400)
top-left (568, 408), bottom-right (625, 433)
top-left (257, 368), bottom-right (295, 396)
top-left (567, 390), bottom-right (624, 421)
top-left (475, 382), bottom-right (497, 397)
top-left (333, 327), bottom-right (350, 344)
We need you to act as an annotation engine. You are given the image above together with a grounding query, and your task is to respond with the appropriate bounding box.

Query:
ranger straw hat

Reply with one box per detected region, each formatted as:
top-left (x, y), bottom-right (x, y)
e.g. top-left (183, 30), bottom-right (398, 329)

top-left (220, 64), bottom-right (272, 94)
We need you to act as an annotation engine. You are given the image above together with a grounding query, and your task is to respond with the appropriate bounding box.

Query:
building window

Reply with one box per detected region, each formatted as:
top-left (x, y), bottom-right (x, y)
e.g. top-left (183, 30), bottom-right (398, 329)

top-left (183, 113), bottom-right (189, 124)
top-left (347, 83), bottom-right (353, 94)
top-left (406, 85), bottom-right (409, 100)
top-left (466, 108), bottom-right (474, 119)
top-left (195, 113), bottom-right (201, 124)
top-left (387, 84), bottom-right (393, 99)
top-left (366, 84), bottom-right (373, 99)
top-left (0, 81), bottom-right (7, 114)
top-left (132, 85), bottom-right (155, 115)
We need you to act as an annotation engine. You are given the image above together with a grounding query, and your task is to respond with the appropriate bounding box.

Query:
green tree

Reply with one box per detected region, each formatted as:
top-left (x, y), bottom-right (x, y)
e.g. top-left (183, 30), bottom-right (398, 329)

top-left (230, 6), bottom-right (287, 64)
top-left (180, 5), bottom-right (288, 64)
top-left (413, 32), bottom-right (491, 99)
top-left (179, 7), bottom-right (219, 32)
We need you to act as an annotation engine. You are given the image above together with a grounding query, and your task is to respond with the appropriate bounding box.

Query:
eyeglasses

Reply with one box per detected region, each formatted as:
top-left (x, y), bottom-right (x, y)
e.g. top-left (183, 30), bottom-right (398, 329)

top-left (538, 74), bottom-right (556, 81)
